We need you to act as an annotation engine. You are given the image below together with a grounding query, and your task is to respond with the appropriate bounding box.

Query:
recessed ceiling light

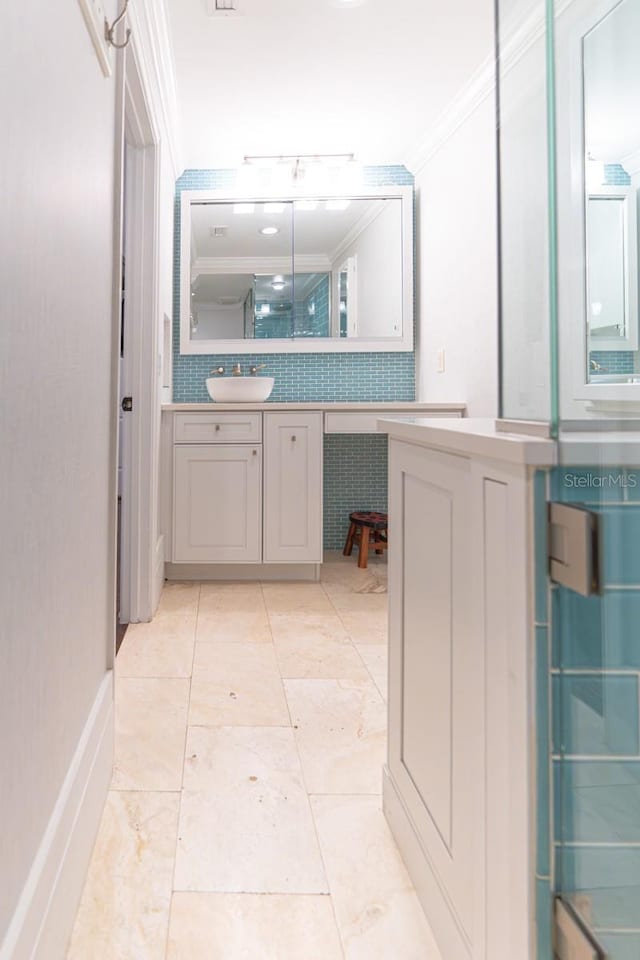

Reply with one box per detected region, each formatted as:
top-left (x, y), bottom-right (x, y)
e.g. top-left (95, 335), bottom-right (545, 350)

top-left (233, 202), bottom-right (255, 214)
top-left (271, 282), bottom-right (286, 291)
top-left (259, 226), bottom-right (280, 236)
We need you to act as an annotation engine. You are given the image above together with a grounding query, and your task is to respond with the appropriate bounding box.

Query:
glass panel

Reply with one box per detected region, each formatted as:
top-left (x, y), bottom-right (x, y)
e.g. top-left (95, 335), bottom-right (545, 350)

top-left (496, 0), bottom-right (553, 422)
top-left (551, 0), bottom-right (640, 955)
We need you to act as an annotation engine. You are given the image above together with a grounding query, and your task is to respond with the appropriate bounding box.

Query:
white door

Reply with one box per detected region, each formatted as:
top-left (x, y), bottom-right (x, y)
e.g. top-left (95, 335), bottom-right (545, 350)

top-left (387, 439), bottom-right (479, 952)
top-left (173, 444), bottom-right (262, 563)
top-left (263, 412), bottom-right (323, 563)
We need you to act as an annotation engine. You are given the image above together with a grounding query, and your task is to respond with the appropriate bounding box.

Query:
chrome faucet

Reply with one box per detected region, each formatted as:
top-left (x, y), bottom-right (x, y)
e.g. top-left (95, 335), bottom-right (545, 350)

top-left (232, 363), bottom-right (243, 376)
top-left (249, 364), bottom-right (266, 376)
top-left (589, 359), bottom-right (608, 372)
top-left (211, 366), bottom-right (225, 376)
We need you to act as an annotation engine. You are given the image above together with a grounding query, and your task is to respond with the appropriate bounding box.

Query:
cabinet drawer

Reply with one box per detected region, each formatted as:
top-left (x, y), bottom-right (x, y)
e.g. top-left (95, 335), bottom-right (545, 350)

top-left (174, 412), bottom-right (262, 444)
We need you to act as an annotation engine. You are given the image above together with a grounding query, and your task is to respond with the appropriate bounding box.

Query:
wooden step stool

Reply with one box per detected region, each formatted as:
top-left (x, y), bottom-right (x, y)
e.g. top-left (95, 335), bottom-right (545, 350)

top-left (342, 511), bottom-right (388, 569)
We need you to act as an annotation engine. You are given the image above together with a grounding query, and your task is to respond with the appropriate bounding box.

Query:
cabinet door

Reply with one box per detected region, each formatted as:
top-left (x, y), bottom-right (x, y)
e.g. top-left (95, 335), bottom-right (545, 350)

top-left (173, 444), bottom-right (262, 563)
top-left (387, 439), bottom-right (479, 950)
top-left (263, 413), bottom-right (323, 563)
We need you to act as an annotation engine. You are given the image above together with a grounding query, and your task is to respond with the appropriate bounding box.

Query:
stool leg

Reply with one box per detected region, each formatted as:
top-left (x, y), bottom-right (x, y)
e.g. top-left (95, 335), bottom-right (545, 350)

top-left (358, 526), bottom-right (371, 569)
top-left (343, 521), bottom-right (357, 557)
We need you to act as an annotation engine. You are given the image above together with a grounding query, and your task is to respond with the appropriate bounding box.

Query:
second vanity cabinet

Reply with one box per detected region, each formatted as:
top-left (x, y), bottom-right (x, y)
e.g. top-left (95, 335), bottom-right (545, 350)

top-left (172, 411), bottom-right (323, 565)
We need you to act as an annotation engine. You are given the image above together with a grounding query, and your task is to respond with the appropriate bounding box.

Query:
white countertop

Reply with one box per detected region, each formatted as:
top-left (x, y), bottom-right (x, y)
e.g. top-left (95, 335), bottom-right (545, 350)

top-left (378, 417), bottom-right (557, 466)
top-left (162, 401), bottom-right (467, 413)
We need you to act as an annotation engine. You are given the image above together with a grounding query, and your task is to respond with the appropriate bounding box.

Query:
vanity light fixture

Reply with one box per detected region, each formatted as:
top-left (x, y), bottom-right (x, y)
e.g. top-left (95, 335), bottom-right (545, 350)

top-left (326, 199), bottom-right (351, 211)
top-left (259, 226), bottom-right (280, 236)
top-left (233, 202), bottom-right (255, 214)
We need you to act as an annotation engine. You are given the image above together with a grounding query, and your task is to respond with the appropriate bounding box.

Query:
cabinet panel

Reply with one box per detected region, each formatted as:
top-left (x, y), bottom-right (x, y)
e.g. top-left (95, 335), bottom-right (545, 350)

top-left (263, 413), bottom-right (323, 563)
top-left (388, 439), bottom-right (477, 942)
top-left (173, 444), bottom-right (262, 563)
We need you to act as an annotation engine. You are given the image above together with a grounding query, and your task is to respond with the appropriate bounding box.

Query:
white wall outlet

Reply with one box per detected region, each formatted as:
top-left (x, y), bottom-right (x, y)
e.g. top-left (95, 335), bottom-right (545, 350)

top-left (436, 348), bottom-right (446, 373)
top-left (77, 0), bottom-right (113, 77)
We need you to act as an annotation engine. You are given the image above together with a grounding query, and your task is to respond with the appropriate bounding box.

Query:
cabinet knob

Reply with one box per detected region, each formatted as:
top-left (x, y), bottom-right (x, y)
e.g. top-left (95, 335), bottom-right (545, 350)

top-left (252, 449), bottom-right (257, 456)
top-left (291, 435), bottom-right (297, 442)
top-left (215, 424), bottom-right (220, 432)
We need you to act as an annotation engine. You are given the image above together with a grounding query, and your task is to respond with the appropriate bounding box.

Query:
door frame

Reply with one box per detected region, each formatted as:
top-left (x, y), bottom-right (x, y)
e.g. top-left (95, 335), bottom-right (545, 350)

top-left (118, 36), bottom-right (163, 624)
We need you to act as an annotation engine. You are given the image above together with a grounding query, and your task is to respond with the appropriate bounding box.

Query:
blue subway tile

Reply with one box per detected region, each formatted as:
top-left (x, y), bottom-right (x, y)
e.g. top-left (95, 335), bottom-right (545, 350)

top-left (559, 847), bottom-right (640, 929)
top-left (552, 674), bottom-right (639, 756)
top-left (598, 933), bottom-right (640, 959)
top-left (553, 588), bottom-right (640, 670)
top-left (534, 470), bottom-right (549, 623)
top-left (537, 626), bottom-right (551, 877)
top-left (554, 760), bottom-right (640, 843)
top-left (601, 506), bottom-right (640, 585)
top-left (536, 878), bottom-right (553, 960)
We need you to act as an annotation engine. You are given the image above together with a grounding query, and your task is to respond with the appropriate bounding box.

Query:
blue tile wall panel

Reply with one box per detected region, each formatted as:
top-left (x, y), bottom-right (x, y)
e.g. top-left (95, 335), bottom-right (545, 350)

top-left (552, 674), bottom-right (639, 757)
top-left (323, 435), bottom-right (388, 549)
top-left (554, 760), bottom-right (640, 843)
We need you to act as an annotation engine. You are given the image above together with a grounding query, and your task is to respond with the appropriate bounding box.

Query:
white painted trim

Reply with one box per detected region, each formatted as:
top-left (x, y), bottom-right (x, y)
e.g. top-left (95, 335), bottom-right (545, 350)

top-left (119, 41), bottom-right (164, 624)
top-left (126, 0), bottom-right (181, 179)
top-left (179, 186), bottom-right (414, 355)
top-left (0, 673), bottom-right (114, 960)
top-left (404, 0), bottom-right (578, 175)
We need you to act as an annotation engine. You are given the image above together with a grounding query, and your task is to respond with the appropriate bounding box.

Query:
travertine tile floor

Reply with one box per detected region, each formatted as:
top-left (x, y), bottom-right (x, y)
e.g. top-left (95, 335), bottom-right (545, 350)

top-left (67, 552), bottom-right (441, 959)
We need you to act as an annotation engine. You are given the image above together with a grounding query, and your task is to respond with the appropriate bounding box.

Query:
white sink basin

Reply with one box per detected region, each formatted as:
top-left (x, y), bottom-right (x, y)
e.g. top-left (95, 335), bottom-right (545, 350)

top-left (206, 376), bottom-right (275, 403)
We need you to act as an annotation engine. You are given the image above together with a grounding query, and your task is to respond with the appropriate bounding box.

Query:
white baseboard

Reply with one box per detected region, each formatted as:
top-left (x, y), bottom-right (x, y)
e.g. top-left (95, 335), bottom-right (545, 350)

top-left (164, 562), bottom-right (321, 582)
top-left (382, 766), bottom-right (471, 960)
top-left (0, 672), bottom-right (114, 960)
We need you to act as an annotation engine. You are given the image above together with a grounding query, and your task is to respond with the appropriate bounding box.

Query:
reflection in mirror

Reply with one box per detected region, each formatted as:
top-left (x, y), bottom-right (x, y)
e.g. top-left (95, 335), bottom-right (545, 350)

top-left (183, 193), bottom-right (408, 349)
top-left (584, 0), bottom-right (640, 382)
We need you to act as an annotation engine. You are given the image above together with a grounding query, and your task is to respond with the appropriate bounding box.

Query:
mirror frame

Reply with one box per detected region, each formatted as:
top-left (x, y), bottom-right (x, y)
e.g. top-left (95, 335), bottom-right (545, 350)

top-left (179, 186), bottom-right (414, 354)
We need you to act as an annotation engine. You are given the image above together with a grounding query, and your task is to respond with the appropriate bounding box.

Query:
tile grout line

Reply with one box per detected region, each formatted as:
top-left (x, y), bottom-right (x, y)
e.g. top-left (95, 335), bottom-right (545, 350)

top-left (164, 582), bottom-right (202, 960)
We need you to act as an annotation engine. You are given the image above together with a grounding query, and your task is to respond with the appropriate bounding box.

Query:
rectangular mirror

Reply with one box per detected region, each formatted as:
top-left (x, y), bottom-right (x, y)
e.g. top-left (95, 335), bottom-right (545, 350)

top-left (583, 0), bottom-right (640, 380)
top-left (180, 186), bottom-right (414, 354)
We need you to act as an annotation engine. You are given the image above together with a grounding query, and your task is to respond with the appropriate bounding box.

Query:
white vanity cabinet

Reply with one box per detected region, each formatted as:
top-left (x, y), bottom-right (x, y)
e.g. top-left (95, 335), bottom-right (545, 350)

top-left (263, 412), bottom-right (323, 563)
top-left (170, 410), bottom-right (322, 567)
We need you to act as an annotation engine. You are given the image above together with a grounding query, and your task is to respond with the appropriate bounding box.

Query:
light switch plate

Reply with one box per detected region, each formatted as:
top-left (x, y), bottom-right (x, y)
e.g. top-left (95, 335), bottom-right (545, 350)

top-left (77, 0), bottom-right (112, 77)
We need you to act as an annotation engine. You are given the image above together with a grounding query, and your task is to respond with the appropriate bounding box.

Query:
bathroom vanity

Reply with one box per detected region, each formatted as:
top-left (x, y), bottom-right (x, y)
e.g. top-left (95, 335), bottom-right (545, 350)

top-left (380, 417), bottom-right (555, 960)
top-left (160, 402), bottom-right (465, 579)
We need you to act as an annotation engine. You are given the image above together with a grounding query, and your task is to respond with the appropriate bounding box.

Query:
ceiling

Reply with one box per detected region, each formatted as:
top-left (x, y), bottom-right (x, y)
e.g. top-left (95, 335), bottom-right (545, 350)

top-left (584, 0), bottom-right (640, 164)
top-left (165, 0), bottom-right (493, 171)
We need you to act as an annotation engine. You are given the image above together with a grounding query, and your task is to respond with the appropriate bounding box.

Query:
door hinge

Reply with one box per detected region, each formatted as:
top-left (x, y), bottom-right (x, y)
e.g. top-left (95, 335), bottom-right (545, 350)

top-left (548, 503), bottom-right (600, 597)
top-left (554, 898), bottom-right (607, 959)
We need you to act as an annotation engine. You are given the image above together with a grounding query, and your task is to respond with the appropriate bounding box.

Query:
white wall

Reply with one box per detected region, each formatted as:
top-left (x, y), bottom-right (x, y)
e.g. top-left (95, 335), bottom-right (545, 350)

top-left (414, 93), bottom-right (499, 417)
top-left (0, 0), bottom-right (119, 951)
top-left (193, 304), bottom-right (244, 340)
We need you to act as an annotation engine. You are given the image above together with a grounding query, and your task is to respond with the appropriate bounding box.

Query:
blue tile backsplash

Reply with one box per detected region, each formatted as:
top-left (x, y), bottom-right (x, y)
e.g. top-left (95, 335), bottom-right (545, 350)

top-left (536, 465), bottom-right (640, 956)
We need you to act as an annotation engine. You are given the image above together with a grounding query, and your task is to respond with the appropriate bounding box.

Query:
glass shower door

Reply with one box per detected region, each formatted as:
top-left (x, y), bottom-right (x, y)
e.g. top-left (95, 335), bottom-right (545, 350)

top-left (550, 0), bottom-right (640, 956)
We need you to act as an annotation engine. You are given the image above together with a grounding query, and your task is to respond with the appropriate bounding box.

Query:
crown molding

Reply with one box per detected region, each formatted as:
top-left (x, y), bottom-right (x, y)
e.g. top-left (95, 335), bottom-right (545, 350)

top-left (404, 0), bottom-right (577, 176)
top-left (128, 0), bottom-right (182, 177)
